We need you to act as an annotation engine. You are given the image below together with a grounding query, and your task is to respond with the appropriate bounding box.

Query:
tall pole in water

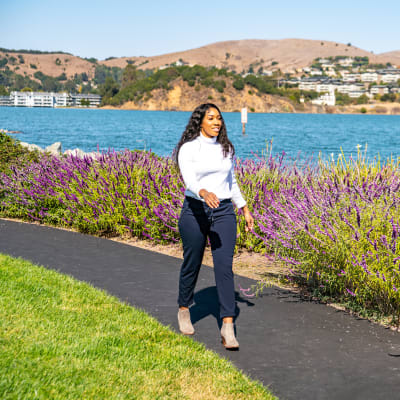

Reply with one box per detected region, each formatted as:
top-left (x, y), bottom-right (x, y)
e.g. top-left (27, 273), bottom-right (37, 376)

top-left (241, 107), bottom-right (247, 135)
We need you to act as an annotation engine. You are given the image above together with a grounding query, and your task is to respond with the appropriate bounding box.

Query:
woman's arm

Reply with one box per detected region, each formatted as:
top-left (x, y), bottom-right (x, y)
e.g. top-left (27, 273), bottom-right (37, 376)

top-left (178, 143), bottom-right (202, 197)
top-left (199, 189), bottom-right (220, 208)
top-left (241, 204), bottom-right (254, 232)
top-left (230, 162), bottom-right (246, 209)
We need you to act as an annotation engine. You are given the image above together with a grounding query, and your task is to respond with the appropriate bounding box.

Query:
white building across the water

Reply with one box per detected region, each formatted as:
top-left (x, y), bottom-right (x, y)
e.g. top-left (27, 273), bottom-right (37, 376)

top-left (311, 90), bottom-right (336, 106)
top-left (0, 92), bottom-right (101, 108)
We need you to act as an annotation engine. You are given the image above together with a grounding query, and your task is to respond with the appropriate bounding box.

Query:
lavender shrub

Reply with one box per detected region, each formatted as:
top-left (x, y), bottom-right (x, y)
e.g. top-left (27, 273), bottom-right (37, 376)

top-left (1, 150), bottom-right (183, 243)
top-left (1, 144), bottom-right (399, 324)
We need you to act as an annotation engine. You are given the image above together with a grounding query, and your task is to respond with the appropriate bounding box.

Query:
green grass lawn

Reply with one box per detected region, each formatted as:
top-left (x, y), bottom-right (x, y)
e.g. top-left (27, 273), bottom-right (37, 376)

top-left (0, 254), bottom-right (276, 400)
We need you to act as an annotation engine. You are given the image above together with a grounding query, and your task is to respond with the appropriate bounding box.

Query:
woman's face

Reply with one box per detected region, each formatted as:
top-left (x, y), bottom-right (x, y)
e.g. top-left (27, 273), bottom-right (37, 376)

top-left (200, 107), bottom-right (222, 139)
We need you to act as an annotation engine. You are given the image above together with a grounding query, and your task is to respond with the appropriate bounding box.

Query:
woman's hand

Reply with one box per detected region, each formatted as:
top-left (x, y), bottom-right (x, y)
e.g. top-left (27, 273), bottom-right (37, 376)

top-left (241, 205), bottom-right (254, 232)
top-left (199, 189), bottom-right (220, 208)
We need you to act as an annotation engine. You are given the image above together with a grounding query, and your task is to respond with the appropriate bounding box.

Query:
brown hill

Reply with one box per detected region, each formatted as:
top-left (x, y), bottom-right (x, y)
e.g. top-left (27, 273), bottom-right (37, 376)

top-left (1, 39), bottom-right (399, 84)
top-left (0, 51), bottom-right (96, 80)
top-left (379, 50), bottom-right (400, 66)
top-left (101, 39), bottom-right (399, 73)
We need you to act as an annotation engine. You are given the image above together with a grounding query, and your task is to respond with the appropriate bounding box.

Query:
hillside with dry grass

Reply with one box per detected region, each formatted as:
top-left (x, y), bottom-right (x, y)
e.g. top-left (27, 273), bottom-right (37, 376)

top-left (101, 39), bottom-right (399, 73)
top-left (1, 39), bottom-right (399, 83)
top-left (0, 51), bottom-right (96, 80)
top-left (1, 39), bottom-right (400, 114)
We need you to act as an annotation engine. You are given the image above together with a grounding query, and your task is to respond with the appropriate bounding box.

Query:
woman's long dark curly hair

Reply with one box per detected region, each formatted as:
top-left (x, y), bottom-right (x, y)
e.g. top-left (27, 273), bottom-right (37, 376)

top-left (173, 103), bottom-right (235, 167)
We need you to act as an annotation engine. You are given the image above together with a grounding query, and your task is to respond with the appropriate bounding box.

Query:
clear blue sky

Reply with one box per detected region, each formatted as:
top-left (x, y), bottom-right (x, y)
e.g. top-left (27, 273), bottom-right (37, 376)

top-left (1, 0), bottom-right (399, 60)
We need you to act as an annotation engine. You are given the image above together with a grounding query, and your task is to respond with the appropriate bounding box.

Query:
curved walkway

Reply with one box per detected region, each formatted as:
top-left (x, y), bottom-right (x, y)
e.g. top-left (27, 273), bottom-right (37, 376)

top-left (1, 219), bottom-right (400, 400)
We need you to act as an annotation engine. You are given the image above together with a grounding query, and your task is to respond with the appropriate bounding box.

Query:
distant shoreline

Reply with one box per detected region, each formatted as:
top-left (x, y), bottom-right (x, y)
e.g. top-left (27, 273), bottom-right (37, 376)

top-left (2, 104), bottom-right (400, 115)
top-left (100, 103), bottom-right (400, 115)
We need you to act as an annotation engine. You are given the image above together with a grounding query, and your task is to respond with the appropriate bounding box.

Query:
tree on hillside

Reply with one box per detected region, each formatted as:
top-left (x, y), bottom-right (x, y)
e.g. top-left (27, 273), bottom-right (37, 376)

top-left (0, 58), bottom-right (8, 68)
top-left (213, 79), bottom-right (226, 93)
top-left (233, 77), bottom-right (244, 90)
top-left (14, 74), bottom-right (26, 90)
top-left (41, 76), bottom-right (62, 92)
top-left (56, 73), bottom-right (67, 81)
top-left (381, 93), bottom-right (396, 102)
top-left (356, 94), bottom-right (369, 104)
top-left (335, 91), bottom-right (352, 105)
top-left (63, 80), bottom-right (76, 93)
top-left (0, 84), bottom-right (8, 95)
top-left (100, 76), bottom-right (119, 99)
top-left (94, 65), bottom-right (123, 85)
top-left (94, 66), bottom-right (107, 85)
top-left (121, 64), bottom-right (145, 89)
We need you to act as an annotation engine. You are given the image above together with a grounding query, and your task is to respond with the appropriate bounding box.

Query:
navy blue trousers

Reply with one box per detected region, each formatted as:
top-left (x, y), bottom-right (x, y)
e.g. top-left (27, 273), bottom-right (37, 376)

top-left (178, 196), bottom-right (237, 319)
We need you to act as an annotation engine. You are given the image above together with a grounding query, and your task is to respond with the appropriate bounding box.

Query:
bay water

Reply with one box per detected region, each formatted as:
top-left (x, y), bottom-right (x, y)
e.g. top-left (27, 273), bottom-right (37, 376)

top-left (1, 107), bottom-right (400, 162)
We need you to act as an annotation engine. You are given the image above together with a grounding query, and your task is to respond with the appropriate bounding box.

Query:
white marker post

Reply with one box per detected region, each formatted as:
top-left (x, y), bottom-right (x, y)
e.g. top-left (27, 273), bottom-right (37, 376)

top-left (241, 107), bottom-right (247, 135)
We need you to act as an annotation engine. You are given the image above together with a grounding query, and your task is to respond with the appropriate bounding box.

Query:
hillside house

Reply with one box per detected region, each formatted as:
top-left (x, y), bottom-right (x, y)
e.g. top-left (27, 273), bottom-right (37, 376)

top-left (389, 86), bottom-right (400, 93)
top-left (370, 86), bottom-right (389, 96)
top-left (337, 58), bottom-right (354, 67)
top-left (0, 96), bottom-right (12, 106)
top-left (341, 73), bottom-right (361, 82)
top-left (312, 91), bottom-right (336, 106)
top-left (70, 94), bottom-right (101, 107)
top-left (5, 92), bottom-right (101, 108)
top-left (361, 72), bottom-right (379, 82)
top-left (316, 82), bottom-right (339, 93)
top-left (379, 69), bottom-right (400, 83)
top-left (10, 91), bottom-right (54, 107)
top-left (310, 69), bottom-right (323, 76)
top-left (299, 77), bottom-right (323, 91)
top-left (348, 89), bottom-right (367, 98)
top-left (336, 83), bottom-right (365, 95)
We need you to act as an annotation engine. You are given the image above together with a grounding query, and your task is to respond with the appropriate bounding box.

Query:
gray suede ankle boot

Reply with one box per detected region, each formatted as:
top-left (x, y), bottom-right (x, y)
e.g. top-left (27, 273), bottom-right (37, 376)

top-left (221, 322), bottom-right (239, 349)
top-left (177, 309), bottom-right (195, 335)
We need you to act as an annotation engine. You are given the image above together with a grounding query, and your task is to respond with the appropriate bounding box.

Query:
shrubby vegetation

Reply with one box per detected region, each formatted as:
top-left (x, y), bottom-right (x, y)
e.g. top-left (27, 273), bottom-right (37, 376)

top-left (96, 64), bottom-right (300, 106)
top-left (380, 93), bottom-right (398, 102)
top-left (84, 57), bottom-right (98, 63)
top-left (1, 132), bottom-right (400, 326)
top-left (0, 131), bottom-right (39, 176)
top-left (0, 84), bottom-right (8, 95)
top-left (335, 92), bottom-right (353, 106)
top-left (0, 47), bottom-right (72, 55)
top-left (0, 68), bottom-right (40, 91)
top-left (0, 67), bottom-right (99, 94)
top-left (93, 65), bottom-right (123, 85)
top-left (0, 58), bottom-right (8, 68)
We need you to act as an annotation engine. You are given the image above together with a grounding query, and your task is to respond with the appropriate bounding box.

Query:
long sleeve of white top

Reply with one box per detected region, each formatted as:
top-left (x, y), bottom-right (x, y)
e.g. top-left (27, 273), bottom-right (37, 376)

top-left (178, 134), bottom-right (247, 209)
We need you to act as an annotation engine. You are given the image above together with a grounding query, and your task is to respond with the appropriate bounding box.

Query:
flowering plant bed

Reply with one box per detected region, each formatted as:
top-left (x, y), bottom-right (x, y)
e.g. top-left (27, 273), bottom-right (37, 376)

top-left (1, 133), bottom-right (399, 326)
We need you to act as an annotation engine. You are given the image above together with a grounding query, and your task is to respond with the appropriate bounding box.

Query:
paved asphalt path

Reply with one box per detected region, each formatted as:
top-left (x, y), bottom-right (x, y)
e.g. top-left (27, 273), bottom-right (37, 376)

top-left (1, 219), bottom-right (400, 400)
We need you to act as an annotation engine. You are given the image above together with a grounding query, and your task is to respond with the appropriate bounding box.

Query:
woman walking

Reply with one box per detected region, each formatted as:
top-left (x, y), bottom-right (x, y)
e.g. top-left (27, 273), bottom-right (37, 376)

top-left (173, 103), bottom-right (254, 349)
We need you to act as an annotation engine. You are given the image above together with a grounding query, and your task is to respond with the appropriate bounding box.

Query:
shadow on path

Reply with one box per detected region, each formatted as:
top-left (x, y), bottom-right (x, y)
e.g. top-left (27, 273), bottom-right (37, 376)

top-left (190, 287), bottom-right (255, 328)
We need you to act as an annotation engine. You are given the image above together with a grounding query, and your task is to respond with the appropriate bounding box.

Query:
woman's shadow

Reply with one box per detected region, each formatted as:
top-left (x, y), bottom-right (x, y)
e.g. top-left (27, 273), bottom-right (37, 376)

top-left (190, 286), bottom-right (255, 329)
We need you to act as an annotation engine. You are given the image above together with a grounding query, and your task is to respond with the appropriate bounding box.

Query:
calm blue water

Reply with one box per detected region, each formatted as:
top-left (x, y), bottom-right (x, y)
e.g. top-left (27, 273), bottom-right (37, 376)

top-left (1, 107), bottom-right (400, 161)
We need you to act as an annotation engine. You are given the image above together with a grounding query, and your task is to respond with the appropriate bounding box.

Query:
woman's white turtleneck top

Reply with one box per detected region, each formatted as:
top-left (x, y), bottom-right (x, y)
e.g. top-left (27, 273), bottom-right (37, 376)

top-left (178, 133), bottom-right (246, 209)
